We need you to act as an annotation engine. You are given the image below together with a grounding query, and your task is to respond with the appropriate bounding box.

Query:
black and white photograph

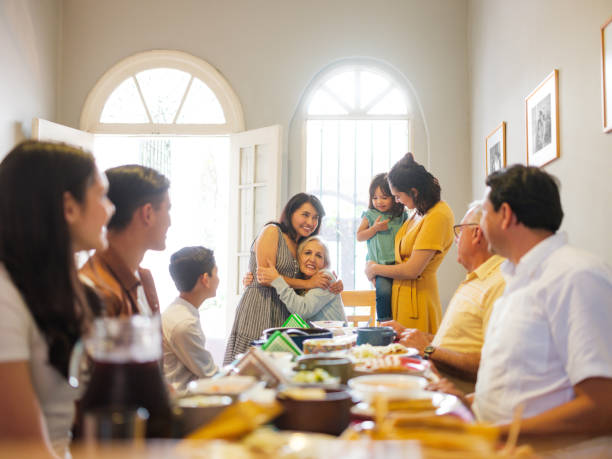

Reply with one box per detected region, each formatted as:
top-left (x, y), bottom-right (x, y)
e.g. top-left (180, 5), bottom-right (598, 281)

top-left (526, 70), bottom-right (559, 167)
top-left (533, 94), bottom-right (551, 153)
top-left (485, 122), bottom-right (506, 174)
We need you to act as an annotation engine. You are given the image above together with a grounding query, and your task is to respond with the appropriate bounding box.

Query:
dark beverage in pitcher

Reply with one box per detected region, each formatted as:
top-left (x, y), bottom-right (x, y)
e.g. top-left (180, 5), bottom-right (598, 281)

top-left (80, 359), bottom-right (172, 438)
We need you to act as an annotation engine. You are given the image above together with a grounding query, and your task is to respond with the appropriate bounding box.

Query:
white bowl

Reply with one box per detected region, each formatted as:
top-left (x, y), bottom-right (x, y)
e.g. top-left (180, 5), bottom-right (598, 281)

top-left (348, 374), bottom-right (429, 402)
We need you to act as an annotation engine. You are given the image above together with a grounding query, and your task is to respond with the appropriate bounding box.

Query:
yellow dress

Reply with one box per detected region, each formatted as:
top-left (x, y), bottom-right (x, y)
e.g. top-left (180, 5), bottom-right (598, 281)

top-left (391, 201), bottom-right (454, 333)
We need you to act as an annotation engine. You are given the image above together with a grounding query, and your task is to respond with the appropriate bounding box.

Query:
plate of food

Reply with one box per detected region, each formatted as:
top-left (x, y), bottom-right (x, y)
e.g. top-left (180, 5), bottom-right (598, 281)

top-left (348, 374), bottom-right (429, 402)
top-left (353, 355), bottom-right (429, 375)
top-left (349, 343), bottom-right (419, 360)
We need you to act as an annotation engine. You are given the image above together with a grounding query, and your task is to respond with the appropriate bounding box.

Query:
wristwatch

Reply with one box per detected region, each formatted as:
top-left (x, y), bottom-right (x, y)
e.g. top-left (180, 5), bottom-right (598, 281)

top-left (423, 345), bottom-right (435, 360)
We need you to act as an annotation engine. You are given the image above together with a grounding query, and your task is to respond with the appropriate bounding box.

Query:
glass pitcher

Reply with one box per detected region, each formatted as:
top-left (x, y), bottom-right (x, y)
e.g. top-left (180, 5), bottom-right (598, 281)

top-left (70, 315), bottom-right (172, 438)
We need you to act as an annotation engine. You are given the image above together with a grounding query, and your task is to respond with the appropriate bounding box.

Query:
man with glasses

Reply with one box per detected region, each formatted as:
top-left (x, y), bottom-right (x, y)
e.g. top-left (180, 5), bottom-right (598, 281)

top-left (383, 200), bottom-right (505, 392)
top-left (433, 165), bottom-right (612, 437)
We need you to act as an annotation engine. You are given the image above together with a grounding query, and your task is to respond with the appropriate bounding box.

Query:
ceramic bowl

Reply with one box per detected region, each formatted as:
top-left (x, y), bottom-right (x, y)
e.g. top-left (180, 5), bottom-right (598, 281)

top-left (274, 386), bottom-right (354, 435)
top-left (173, 395), bottom-right (232, 435)
top-left (295, 355), bottom-right (353, 384)
top-left (262, 327), bottom-right (333, 350)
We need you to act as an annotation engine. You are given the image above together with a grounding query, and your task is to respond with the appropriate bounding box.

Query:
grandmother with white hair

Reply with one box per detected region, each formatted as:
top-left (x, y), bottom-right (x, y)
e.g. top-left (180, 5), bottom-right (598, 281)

top-left (257, 236), bottom-right (346, 323)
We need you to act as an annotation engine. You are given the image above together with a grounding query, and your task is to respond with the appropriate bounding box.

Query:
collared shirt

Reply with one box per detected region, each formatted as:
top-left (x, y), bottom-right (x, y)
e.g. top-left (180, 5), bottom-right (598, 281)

top-left (432, 254), bottom-right (505, 353)
top-left (79, 246), bottom-right (159, 317)
top-left (473, 232), bottom-right (612, 424)
top-left (162, 297), bottom-right (217, 392)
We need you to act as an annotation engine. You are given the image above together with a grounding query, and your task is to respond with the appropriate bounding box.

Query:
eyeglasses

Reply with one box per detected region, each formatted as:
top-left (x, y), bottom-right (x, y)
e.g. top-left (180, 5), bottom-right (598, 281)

top-left (453, 223), bottom-right (478, 238)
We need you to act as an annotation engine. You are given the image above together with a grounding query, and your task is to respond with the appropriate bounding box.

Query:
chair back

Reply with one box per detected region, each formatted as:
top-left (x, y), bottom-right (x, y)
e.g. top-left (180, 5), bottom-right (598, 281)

top-left (341, 290), bottom-right (376, 327)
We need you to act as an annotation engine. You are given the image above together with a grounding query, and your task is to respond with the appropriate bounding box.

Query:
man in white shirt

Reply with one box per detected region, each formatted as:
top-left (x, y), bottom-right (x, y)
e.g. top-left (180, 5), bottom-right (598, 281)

top-left (162, 246), bottom-right (219, 391)
top-left (440, 165), bottom-right (612, 437)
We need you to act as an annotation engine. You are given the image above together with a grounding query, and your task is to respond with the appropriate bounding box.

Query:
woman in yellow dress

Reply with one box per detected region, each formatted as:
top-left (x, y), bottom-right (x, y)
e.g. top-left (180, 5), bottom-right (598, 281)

top-left (365, 153), bottom-right (454, 333)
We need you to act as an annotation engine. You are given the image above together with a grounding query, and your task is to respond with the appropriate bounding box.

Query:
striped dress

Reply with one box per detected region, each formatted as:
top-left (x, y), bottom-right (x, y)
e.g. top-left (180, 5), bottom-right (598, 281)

top-left (223, 225), bottom-right (299, 365)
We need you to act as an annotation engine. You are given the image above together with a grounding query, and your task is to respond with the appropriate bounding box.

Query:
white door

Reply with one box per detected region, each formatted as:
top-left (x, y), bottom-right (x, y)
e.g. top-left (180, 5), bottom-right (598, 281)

top-left (32, 118), bottom-right (95, 151)
top-left (226, 125), bottom-right (282, 331)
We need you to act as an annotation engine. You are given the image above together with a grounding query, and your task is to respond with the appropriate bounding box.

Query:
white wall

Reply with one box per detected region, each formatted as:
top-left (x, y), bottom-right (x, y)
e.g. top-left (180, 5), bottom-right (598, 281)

top-left (59, 0), bottom-right (472, 306)
top-left (469, 0), bottom-right (612, 261)
top-left (0, 0), bottom-right (60, 156)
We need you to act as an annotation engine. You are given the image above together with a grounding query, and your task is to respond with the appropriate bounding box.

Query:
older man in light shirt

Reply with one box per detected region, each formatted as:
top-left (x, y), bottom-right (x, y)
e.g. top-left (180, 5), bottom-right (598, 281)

top-left (383, 201), bottom-right (505, 392)
top-left (435, 165), bottom-right (612, 437)
top-left (162, 246), bottom-right (218, 392)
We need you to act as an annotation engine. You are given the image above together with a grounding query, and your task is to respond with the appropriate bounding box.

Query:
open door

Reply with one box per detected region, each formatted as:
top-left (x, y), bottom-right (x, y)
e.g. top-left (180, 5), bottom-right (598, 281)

top-left (226, 125), bottom-right (282, 331)
top-left (32, 118), bottom-right (95, 151)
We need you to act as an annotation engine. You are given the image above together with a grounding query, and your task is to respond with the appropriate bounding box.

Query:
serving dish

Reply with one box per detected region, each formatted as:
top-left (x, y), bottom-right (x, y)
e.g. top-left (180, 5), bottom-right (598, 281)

top-left (261, 327), bottom-right (333, 350)
top-left (274, 386), bottom-right (354, 435)
top-left (187, 375), bottom-right (258, 400)
top-left (348, 374), bottom-right (428, 402)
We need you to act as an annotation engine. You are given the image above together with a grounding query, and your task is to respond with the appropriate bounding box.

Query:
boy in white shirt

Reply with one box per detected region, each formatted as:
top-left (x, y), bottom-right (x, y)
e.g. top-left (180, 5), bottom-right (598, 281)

top-left (162, 246), bottom-right (219, 391)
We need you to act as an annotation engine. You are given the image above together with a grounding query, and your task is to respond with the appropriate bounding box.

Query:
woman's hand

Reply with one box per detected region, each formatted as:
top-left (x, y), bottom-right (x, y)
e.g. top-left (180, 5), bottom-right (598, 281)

top-left (304, 271), bottom-right (332, 290)
top-left (365, 261), bottom-right (378, 281)
top-left (256, 266), bottom-right (280, 285)
top-left (242, 271), bottom-right (254, 287)
top-left (328, 275), bottom-right (343, 294)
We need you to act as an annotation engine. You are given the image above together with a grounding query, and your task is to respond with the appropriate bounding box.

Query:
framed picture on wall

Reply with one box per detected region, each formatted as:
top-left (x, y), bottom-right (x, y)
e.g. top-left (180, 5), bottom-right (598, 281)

top-left (526, 69), bottom-right (559, 167)
top-left (485, 122), bottom-right (506, 175)
top-left (602, 15), bottom-right (612, 133)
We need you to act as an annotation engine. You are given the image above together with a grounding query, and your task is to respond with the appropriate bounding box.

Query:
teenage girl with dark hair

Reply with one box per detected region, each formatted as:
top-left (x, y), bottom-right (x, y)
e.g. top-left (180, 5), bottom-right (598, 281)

top-left (224, 193), bottom-right (341, 364)
top-left (365, 153), bottom-right (454, 333)
top-left (0, 141), bottom-right (114, 457)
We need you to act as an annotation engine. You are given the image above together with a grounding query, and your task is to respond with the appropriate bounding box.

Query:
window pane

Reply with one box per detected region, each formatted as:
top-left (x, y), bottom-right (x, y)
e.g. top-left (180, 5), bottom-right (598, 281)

top-left (360, 71), bottom-right (391, 110)
top-left (240, 146), bottom-right (254, 185)
top-left (368, 88), bottom-right (408, 115)
top-left (177, 78), bottom-right (226, 124)
top-left (306, 119), bottom-right (409, 290)
top-left (239, 188), bottom-right (253, 252)
top-left (254, 185), bottom-right (270, 233)
top-left (100, 77), bottom-right (149, 123)
top-left (308, 90), bottom-right (349, 115)
top-left (135, 68), bottom-right (191, 123)
top-left (306, 120), bottom-right (323, 194)
top-left (255, 143), bottom-right (271, 184)
top-left (324, 71), bottom-right (355, 110)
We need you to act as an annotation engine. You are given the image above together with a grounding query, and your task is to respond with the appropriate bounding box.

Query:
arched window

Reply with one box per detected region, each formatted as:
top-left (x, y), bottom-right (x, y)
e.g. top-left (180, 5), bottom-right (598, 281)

top-left (79, 51), bottom-right (246, 359)
top-left (81, 50), bottom-right (244, 134)
top-left (304, 62), bottom-right (415, 290)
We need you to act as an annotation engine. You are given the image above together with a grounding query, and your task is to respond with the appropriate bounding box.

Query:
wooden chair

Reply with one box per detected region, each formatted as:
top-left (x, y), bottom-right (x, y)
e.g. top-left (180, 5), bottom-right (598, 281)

top-left (341, 290), bottom-right (376, 327)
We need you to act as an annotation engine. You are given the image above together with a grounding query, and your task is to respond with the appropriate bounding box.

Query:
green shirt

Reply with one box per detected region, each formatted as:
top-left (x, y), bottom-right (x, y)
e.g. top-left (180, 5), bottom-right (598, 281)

top-left (362, 208), bottom-right (407, 265)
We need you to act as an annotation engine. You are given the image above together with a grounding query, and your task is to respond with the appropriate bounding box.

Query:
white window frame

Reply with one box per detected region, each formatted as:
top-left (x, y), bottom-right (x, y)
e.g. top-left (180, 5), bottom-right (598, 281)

top-left (80, 50), bottom-right (245, 135)
top-left (293, 58), bottom-right (431, 193)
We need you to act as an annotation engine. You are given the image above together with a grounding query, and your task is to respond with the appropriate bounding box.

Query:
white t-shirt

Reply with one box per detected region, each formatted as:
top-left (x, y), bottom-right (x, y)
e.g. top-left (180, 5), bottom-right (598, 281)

top-left (473, 232), bottom-right (612, 424)
top-left (162, 297), bottom-right (217, 392)
top-left (0, 263), bottom-right (80, 457)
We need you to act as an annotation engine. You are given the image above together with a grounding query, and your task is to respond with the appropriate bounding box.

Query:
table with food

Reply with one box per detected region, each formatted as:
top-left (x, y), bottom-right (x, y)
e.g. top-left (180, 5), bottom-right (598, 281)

top-left (57, 318), bottom-right (611, 458)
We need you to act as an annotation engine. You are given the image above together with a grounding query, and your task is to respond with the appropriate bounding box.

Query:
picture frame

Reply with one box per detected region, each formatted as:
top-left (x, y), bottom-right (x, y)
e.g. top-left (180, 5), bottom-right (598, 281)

top-left (485, 122), bottom-right (506, 175)
top-left (525, 69), bottom-right (559, 167)
top-left (602, 15), bottom-right (612, 133)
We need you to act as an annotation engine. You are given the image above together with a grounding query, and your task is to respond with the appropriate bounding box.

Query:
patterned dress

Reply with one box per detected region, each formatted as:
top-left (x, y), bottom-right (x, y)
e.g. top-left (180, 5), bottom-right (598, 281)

top-left (223, 225), bottom-right (299, 364)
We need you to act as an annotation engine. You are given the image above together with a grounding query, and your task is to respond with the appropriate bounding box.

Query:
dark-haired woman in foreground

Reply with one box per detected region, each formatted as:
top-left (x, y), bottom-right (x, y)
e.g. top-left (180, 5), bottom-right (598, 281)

top-left (0, 141), bottom-right (114, 457)
top-left (365, 153), bottom-right (454, 334)
top-left (224, 193), bottom-right (335, 364)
